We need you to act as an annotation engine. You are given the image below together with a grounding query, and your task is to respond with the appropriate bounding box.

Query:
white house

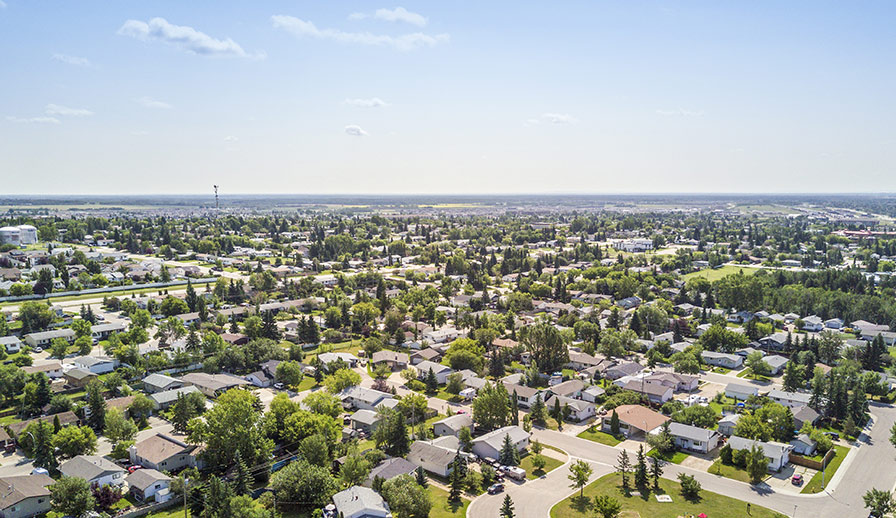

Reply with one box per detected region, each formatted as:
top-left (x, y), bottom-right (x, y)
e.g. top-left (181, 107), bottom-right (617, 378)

top-left (332, 486), bottom-right (392, 518)
top-left (71, 355), bottom-right (118, 374)
top-left (433, 414), bottom-right (473, 438)
top-left (764, 355), bottom-right (789, 375)
top-left (415, 361), bottom-right (453, 384)
top-left (662, 422), bottom-right (720, 454)
top-left (701, 351), bottom-right (743, 369)
top-left (801, 315), bottom-right (824, 332)
top-left (503, 383), bottom-right (546, 409)
top-left (727, 436), bottom-right (792, 472)
top-left (725, 383), bottom-right (759, 401)
top-left (339, 386), bottom-right (393, 411)
top-left (408, 441), bottom-right (460, 477)
top-left (59, 455), bottom-right (126, 487)
top-left (127, 469), bottom-right (172, 503)
top-left (718, 414), bottom-right (741, 436)
top-left (24, 329), bottom-right (74, 348)
top-left (0, 336), bottom-right (22, 353)
top-left (544, 395), bottom-right (595, 422)
top-left (471, 426), bottom-right (530, 461)
top-left (768, 390), bottom-right (812, 409)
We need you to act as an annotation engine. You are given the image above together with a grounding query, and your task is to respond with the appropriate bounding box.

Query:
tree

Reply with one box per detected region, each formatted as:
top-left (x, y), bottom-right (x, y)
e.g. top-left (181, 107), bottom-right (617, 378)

top-left (373, 408), bottom-right (410, 456)
top-left (415, 465), bottom-right (428, 488)
top-left (340, 447), bottom-right (371, 487)
top-left (275, 361), bottom-right (304, 389)
top-left (529, 393), bottom-right (547, 426)
top-left (233, 450), bottom-right (251, 496)
top-left (448, 456), bottom-right (464, 502)
top-left (746, 351), bottom-right (771, 377)
top-left (616, 450), bottom-right (631, 492)
top-left (594, 495), bottom-right (622, 518)
top-left (270, 459), bottom-right (339, 511)
top-left (51, 337), bottom-right (69, 359)
top-left (302, 391), bottom-right (343, 418)
top-left (864, 488), bottom-right (895, 518)
top-left (521, 321), bottom-right (570, 373)
top-left (677, 473), bottom-right (701, 500)
top-left (890, 422), bottom-right (896, 449)
top-left (609, 410), bottom-right (620, 437)
top-left (782, 361), bottom-right (804, 392)
top-left (649, 455), bottom-right (663, 490)
top-left (381, 474), bottom-right (432, 518)
top-left (568, 459), bottom-right (592, 497)
top-left (499, 433), bottom-right (521, 466)
top-left (500, 494), bottom-right (515, 518)
top-left (647, 421), bottom-right (674, 456)
top-left (92, 484), bottom-right (123, 512)
top-left (458, 427), bottom-right (473, 452)
top-left (323, 368), bottom-right (361, 393)
top-left (446, 372), bottom-right (464, 394)
top-left (203, 475), bottom-right (235, 518)
top-left (187, 388), bottom-right (273, 469)
top-left (299, 433), bottom-right (331, 468)
top-left (425, 367), bottom-right (439, 392)
top-left (746, 444), bottom-right (769, 484)
top-left (50, 476), bottom-right (95, 517)
top-left (444, 337), bottom-right (486, 371)
top-left (53, 425), bottom-right (98, 458)
top-left (104, 407), bottom-right (137, 445)
top-left (634, 445), bottom-right (648, 489)
top-left (85, 380), bottom-right (107, 431)
top-left (472, 382), bottom-right (511, 431)
top-left (30, 420), bottom-right (58, 472)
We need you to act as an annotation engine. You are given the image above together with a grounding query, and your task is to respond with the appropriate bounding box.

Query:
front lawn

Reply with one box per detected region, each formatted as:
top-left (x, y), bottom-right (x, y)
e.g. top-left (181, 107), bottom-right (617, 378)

top-left (735, 368), bottom-right (769, 382)
top-left (577, 427), bottom-right (622, 446)
top-left (802, 445), bottom-right (849, 494)
top-left (550, 473), bottom-right (785, 518)
top-left (521, 452), bottom-right (564, 479)
top-left (708, 459), bottom-right (754, 484)
top-left (648, 448), bottom-right (689, 464)
top-left (428, 484), bottom-right (470, 518)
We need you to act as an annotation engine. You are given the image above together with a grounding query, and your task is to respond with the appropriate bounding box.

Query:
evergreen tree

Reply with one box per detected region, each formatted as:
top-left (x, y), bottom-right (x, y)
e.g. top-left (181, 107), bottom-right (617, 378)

top-left (634, 445), bottom-right (649, 489)
top-left (32, 421), bottom-right (58, 472)
top-left (415, 466), bottom-right (428, 488)
top-left (530, 393), bottom-right (547, 426)
top-left (610, 410), bottom-right (620, 437)
top-left (510, 392), bottom-right (520, 426)
top-left (202, 476), bottom-right (234, 518)
top-left (233, 450), bottom-right (250, 496)
top-left (616, 450), bottom-right (631, 492)
top-left (500, 495), bottom-right (515, 518)
top-left (649, 455), bottom-right (663, 490)
top-left (499, 433), bottom-right (520, 466)
top-left (86, 381), bottom-right (106, 431)
top-left (171, 393), bottom-right (193, 433)
top-left (185, 280), bottom-right (198, 312)
top-left (229, 319), bottom-right (239, 334)
top-left (425, 368), bottom-right (439, 393)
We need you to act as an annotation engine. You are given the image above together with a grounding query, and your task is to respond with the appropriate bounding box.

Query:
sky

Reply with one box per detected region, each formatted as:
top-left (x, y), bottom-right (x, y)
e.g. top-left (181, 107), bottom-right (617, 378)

top-left (1, 1), bottom-right (895, 195)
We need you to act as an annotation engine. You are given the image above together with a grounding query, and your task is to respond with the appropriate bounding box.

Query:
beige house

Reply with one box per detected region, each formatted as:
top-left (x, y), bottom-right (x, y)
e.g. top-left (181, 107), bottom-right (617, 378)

top-left (130, 433), bottom-right (202, 472)
top-left (0, 474), bottom-right (54, 518)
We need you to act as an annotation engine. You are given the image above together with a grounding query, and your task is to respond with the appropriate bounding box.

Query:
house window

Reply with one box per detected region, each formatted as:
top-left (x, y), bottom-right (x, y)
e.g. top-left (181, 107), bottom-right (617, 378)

top-left (161, 461), bottom-right (167, 466)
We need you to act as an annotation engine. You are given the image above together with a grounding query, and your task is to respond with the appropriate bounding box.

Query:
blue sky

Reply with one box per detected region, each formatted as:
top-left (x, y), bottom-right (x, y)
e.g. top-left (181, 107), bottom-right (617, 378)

top-left (1, 1), bottom-right (894, 194)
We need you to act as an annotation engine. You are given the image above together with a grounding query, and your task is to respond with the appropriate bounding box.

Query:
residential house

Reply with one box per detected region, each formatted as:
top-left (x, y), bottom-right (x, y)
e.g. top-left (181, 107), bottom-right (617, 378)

top-left (825, 318), bottom-right (844, 330)
top-left (331, 486), bottom-right (391, 518)
top-left (71, 355), bottom-right (118, 374)
top-left (503, 383), bottom-right (546, 409)
top-left (725, 383), bottom-right (758, 401)
top-left (90, 323), bottom-right (126, 341)
top-left (758, 332), bottom-right (789, 351)
top-left (727, 436), bottom-right (792, 471)
top-left (764, 355), bottom-right (789, 375)
top-left (790, 434), bottom-right (817, 456)
top-left (544, 395), bottom-right (596, 422)
top-left (549, 379), bottom-right (586, 399)
top-left (582, 385), bottom-right (606, 403)
top-left (8, 411), bottom-right (79, 440)
top-left (602, 405), bottom-right (670, 437)
top-left (371, 350), bottom-right (409, 371)
top-left (565, 351), bottom-right (604, 371)
top-left (339, 386), bottom-right (393, 411)
top-left (471, 426), bottom-right (530, 461)
top-left (0, 474), bottom-right (54, 518)
top-left (644, 372), bottom-right (699, 392)
top-left (792, 406), bottom-right (820, 430)
top-left (59, 455), bottom-right (126, 487)
top-left (22, 361), bottom-right (63, 379)
top-left (433, 414), bottom-right (473, 437)
top-left (409, 348), bottom-right (441, 365)
top-left (0, 336), bottom-right (22, 353)
top-left (350, 409), bottom-right (383, 434)
top-left (701, 351), bottom-right (743, 369)
top-left (245, 370), bottom-right (273, 388)
top-left (142, 373), bottom-right (184, 394)
top-left (768, 390), bottom-right (812, 409)
top-left (150, 385), bottom-right (203, 411)
top-left (23, 329), bottom-right (74, 348)
top-left (130, 433), bottom-right (201, 472)
top-left (862, 331), bottom-right (896, 346)
top-left (127, 469), bottom-right (172, 503)
top-left (621, 380), bottom-right (673, 404)
top-left (604, 362), bottom-right (644, 380)
top-left (63, 368), bottom-right (96, 388)
top-left (408, 441), bottom-right (460, 477)
top-left (801, 315), bottom-right (824, 332)
top-left (415, 361), bottom-right (453, 384)
top-left (718, 414), bottom-right (741, 436)
top-left (662, 422), bottom-right (721, 453)
top-left (180, 372), bottom-right (249, 398)
top-left (317, 352), bottom-right (360, 370)
top-left (364, 458), bottom-right (417, 487)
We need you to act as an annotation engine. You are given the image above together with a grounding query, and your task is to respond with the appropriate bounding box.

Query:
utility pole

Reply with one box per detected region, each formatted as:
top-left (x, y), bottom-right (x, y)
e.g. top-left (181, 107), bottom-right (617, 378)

top-left (183, 476), bottom-right (188, 518)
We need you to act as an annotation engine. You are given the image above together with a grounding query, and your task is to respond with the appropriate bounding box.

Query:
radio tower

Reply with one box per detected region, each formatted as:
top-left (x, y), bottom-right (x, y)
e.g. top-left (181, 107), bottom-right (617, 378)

top-left (213, 185), bottom-right (219, 218)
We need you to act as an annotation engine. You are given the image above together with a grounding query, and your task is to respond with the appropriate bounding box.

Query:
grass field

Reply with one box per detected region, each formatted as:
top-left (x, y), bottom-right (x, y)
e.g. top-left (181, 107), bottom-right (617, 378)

top-left (708, 459), bottom-right (754, 483)
top-left (802, 445), bottom-right (849, 494)
top-left (648, 448), bottom-right (689, 464)
top-left (550, 473), bottom-right (786, 518)
top-left (576, 427), bottom-right (623, 446)
top-left (682, 265), bottom-right (758, 282)
top-left (521, 452), bottom-right (565, 479)
top-left (428, 485), bottom-right (470, 518)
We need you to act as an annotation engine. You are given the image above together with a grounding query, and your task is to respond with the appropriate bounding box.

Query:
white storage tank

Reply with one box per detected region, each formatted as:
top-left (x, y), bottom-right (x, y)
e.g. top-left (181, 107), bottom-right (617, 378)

top-left (17, 225), bottom-right (37, 245)
top-left (0, 226), bottom-right (21, 246)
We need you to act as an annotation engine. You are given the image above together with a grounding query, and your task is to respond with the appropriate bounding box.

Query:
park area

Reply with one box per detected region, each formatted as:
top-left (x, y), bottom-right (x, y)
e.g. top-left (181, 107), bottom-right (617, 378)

top-left (550, 473), bottom-right (786, 518)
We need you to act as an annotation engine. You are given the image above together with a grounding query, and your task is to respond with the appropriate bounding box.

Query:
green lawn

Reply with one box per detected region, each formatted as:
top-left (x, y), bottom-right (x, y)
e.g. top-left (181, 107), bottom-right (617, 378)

top-left (682, 265), bottom-right (759, 282)
top-left (735, 368), bottom-right (770, 382)
top-left (551, 473), bottom-right (786, 518)
top-left (648, 448), bottom-right (689, 464)
top-left (428, 485), bottom-right (470, 518)
top-left (293, 376), bottom-right (318, 392)
top-left (521, 452), bottom-right (565, 479)
top-left (802, 445), bottom-right (849, 494)
top-left (708, 460), bottom-right (754, 484)
top-left (143, 505), bottom-right (190, 518)
top-left (576, 427), bottom-right (622, 446)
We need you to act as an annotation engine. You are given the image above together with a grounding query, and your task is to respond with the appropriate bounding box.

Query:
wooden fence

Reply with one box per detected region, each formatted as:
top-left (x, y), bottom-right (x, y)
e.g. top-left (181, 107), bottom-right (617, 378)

top-left (789, 447), bottom-right (835, 470)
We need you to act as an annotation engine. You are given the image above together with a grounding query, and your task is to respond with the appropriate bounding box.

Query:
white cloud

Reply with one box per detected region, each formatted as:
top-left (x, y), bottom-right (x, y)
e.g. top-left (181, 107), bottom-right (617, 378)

top-left (45, 104), bottom-right (93, 117)
top-left (6, 116), bottom-right (60, 124)
top-left (345, 125), bottom-right (368, 137)
top-left (272, 15), bottom-right (448, 51)
top-left (52, 53), bottom-right (92, 67)
top-left (528, 113), bottom-right (577, 125)
top-left (344, 97), bottom-right (388, 108)
top-left (349, 7), bottom-right (427, 27)
top-left (655, 108), bottom-right (703, 117)
top-left (118, 17), bottom-right (262, 58)
top-left (136, 97), bottom-right (172, 109)
top-left (223, 135), bottom-right (239, 142)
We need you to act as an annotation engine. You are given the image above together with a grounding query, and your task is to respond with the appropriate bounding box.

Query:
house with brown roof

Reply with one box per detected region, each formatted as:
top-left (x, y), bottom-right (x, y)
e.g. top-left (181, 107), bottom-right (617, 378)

top-left (0, 474), bottom-right (54, 518)
top-left (371, 350), bottom-right (409, 371)
top-left (8, 411), bottom-right (79, 440)
top-left (601, 404), bottom-right (670, 437)
top-left (129, 433), bottom-right (202, 472)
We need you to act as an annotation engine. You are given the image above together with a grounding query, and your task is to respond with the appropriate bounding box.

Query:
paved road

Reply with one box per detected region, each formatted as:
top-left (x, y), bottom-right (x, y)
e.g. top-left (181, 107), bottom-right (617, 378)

top-left (468, 402), bottom-right (896, 518)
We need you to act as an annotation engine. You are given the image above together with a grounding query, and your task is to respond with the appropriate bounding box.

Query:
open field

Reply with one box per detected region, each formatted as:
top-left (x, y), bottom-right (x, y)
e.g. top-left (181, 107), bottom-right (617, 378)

top-left (682, 265), bottom-right (759, 282)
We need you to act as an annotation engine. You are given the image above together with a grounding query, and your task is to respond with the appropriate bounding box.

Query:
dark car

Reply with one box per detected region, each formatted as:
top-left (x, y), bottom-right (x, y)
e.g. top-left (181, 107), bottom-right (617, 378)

top-left (825, 432), bottom-right (840, 440)
top-left (487, 483), bottom-right (504, 495)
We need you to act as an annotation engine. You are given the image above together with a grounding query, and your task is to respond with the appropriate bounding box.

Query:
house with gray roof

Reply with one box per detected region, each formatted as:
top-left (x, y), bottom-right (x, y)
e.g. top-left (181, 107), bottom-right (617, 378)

top-left (332, 486), bottom-right (391, 518)
top-left (143, 373), bottom-right (184, 394)
top-left (701, 351), bottom-right (743, 369)
top-left (415, 361), bottom-right (453, 384)
top-left (727, 436), bottom-right (793, 471)
top-left (544, 395), bottom-right (595, 422)
top-left (764, 355), bottom-right (789, 375)
top-left (364, 458), bottom-right (417, 487)
top-left (150, 385), bottom-right (203, 411)
top-left (661, 422), bottom-right (720, 453)
top-left (768, 390), bottom-right (811, 408)
top-left (433, 414), bottom-right (473, 437)
top-left (0, 474), bottom-right (54, 518)
top-left (127, 468), bottom-right (172, 503)
top-left (408, 440), bottom-right (461, 477)
top-left (718, 413), bottom-right (741, 436)
top-left (471, 426), bottom-right (530, 461)
top-left (59, 455), bottom-right (126, 487)
top-left (339, 386), bottom-right (393, 411)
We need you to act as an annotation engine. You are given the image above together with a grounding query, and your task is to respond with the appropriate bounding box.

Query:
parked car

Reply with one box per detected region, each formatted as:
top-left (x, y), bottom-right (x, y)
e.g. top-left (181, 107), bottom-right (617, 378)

top-left (273, 382), bottom-right (284, 390)
top-left (825, 432), bottom-right (840, 440)
top-left (791, 474), bottom-right (803, 486)
top-left (127, 465), bottom-right (142, 473)
top-left (487, 483), bottom-right (504, 494)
